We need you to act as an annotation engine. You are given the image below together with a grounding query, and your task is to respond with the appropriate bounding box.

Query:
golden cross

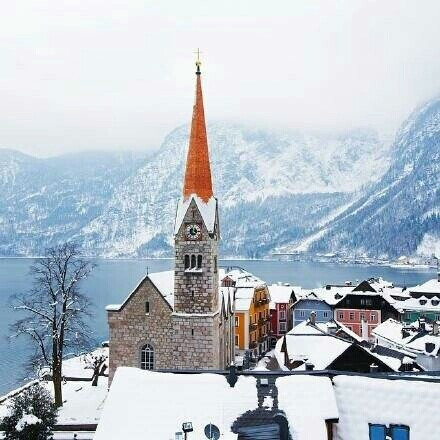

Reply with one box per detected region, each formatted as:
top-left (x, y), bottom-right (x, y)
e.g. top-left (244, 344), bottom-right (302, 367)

top-left (194, 48), bottom-right (202, 70)
top-left (194, 48), bottom-right (202, 63)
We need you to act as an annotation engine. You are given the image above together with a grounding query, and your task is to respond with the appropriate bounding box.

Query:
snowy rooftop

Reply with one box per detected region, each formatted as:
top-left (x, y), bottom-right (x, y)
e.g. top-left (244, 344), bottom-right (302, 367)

top-left (94, 368), bottom-right (257, 440)
top-left (174, 194), bottom-right (217, 235)
top-left (409, 278), bottom-right (440, 295)
top-left (333, 375), bottom-right (440, 439)
top-left (373, 318), bottom-right (440, 357)
top-left (267, 284), bottom-right (298, 305)
top-left (94, 367), bottom-right (338, 440)
top-left (106, 269), bottom-right (234, 313)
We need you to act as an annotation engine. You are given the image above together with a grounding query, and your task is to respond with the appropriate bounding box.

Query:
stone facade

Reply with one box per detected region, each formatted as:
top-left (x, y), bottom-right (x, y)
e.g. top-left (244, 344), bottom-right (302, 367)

top-left (107, 277), bottom-right (174, 383)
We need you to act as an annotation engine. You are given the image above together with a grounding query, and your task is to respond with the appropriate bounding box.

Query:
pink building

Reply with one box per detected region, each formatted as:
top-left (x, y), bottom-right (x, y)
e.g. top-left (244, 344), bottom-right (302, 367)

top-left (267, 284), bottom-right (298, 346)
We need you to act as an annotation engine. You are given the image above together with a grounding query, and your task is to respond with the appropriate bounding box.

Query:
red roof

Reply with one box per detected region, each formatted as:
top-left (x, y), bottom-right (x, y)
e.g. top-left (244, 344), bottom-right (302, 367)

top-left (182, 70), bottom-right (214, 202)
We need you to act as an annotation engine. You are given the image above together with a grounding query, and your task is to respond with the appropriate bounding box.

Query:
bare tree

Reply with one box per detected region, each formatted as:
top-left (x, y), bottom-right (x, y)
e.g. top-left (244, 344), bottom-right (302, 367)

top-left (85, 351), bottom-right (108, 386)
top-left (10, 243), bottom-right (96, 407)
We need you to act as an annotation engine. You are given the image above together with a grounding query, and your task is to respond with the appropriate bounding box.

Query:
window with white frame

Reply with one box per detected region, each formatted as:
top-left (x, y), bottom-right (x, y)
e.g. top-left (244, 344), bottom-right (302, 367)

top-left (299, 310), bottom-right (306, 318)
top-left (338, 311), bottom-right (344, 320)
top-left (323, 311), bottom-right (329, 318)
top-left (235, 316), bottom-right (239, 327)
top-left (235, 335), bottom-right (239, 347)
top-left (140, 344), bottom-right (154, 370)
top-left (279, 322), bottom-right (287, 333)
top-left (371, 313), bottom-right (377, 322)
top-left (279, 310), bottom-right (286, 320)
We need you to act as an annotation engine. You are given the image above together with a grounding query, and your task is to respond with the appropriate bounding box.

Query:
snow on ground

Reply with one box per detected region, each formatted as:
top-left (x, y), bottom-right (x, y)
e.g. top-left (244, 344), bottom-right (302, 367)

top-left (60, 348), bottom-right (108, 380)
top-left (0, 348), bottom-right (109, 432)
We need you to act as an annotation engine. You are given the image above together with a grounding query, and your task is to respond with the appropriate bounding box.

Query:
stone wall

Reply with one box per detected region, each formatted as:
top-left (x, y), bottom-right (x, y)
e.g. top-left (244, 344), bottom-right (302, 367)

top-left (108, 277), bottom-right (174, 383)
top-left (171, 313), bottom-right (221, 369)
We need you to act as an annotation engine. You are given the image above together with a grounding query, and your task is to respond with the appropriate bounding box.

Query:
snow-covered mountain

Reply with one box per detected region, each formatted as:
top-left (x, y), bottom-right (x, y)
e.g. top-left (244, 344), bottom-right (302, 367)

top-left (0, 150), bottom-right (144, 256)
top-left (2, 101), bottom-right (436, 260)
top-left (289, 98), bottom-right (440, 258)
top-left (73, 123), bottom-right (390, 257)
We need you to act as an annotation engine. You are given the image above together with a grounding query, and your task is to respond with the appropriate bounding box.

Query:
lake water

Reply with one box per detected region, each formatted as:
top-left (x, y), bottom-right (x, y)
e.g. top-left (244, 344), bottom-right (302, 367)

top-left (0, 258), bottom-right (435, 395)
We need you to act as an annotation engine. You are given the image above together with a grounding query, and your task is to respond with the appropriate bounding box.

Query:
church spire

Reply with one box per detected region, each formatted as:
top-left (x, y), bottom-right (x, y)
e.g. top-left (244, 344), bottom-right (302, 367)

top-left (182, 51), bottom-right (213, 202)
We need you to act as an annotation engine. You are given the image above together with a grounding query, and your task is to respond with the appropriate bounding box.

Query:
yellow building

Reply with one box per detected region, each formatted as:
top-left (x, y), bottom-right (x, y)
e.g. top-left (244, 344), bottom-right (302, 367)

top-left (220, 268), bottom-right (270, 361)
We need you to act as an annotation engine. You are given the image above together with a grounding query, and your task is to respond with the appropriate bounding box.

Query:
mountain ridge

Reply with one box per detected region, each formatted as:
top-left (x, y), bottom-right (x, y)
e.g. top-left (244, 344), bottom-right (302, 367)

top-left (0, 99), bottom-right (437, 259)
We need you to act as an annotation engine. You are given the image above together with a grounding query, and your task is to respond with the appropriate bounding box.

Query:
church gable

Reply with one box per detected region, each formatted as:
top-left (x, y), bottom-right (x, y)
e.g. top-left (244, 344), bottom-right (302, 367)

top-left (174, 195), bottom-right (218, 237)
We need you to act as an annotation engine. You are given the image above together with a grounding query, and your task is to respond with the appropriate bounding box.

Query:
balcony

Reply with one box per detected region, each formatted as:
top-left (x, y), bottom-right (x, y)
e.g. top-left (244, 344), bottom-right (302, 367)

top-left (249, 341), bottom-right (258, 349)
top-left (258, 335), bottom-right (267, 343)
top-left (258, 318), bottom-right (266, 326)
top-left (249, 323), bottom-right (258, 332)
top-left (256, 298), bottom-right (269, 306)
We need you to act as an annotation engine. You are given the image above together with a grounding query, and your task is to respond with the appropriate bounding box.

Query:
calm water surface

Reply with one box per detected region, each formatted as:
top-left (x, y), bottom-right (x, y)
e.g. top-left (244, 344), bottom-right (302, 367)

top-left (0, 258), bottom-right (435, 394)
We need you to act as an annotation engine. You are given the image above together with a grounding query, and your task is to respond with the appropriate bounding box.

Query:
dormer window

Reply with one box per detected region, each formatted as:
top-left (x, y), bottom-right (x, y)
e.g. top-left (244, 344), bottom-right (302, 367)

top-left (419, 299), bottom-right (427, 305)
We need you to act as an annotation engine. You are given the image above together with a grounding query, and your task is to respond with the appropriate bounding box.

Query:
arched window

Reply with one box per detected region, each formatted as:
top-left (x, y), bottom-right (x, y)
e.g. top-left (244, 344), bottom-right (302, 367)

top-left (191, 254), bottom-right (196, 268)
top-left (197, 255), bottom-right (202, 269)
top-left (140, 344), bottom-right (154, 370)
top-left (184, 254), bottom-right (190, 269)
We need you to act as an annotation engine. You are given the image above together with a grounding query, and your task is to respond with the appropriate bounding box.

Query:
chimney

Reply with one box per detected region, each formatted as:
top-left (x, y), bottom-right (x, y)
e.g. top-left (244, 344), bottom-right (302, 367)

top-left (227, 363), bottom-right (237, 388)
top-left (370, 363), bottom-right (379, 373)
top-left (305, 362), bottom-right (315, 371)
top-left (309, 311), bottom-right (316, 325)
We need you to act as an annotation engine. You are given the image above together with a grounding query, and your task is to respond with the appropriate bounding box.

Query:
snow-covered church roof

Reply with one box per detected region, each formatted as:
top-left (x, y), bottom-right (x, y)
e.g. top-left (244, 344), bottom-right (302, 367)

top-left (106, 269), bottom-right (231, 313)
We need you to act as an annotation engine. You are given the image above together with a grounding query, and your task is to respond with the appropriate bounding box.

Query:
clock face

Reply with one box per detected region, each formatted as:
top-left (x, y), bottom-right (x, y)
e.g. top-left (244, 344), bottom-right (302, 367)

top-left (185, 223), bottom-right (202, 240)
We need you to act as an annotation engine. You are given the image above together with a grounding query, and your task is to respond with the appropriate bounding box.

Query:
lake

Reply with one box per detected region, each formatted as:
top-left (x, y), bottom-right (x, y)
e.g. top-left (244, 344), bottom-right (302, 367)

top-left (0, 258), bottom-right (435, 395)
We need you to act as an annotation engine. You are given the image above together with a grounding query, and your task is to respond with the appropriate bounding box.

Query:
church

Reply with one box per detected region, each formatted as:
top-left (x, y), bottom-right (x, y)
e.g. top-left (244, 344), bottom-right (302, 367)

top-left (106, 57), bottom-right (234, 382)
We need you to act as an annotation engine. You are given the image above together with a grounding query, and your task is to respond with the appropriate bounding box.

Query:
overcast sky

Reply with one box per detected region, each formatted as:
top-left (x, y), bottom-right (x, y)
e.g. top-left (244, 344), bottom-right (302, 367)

top-left (1, 0), bottom-right (440, 157)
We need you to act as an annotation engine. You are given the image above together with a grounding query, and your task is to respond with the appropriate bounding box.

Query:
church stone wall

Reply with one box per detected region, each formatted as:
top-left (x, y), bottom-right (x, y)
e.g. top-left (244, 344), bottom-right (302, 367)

top-left (171, 314), bottom-right (221, 369)
top-left (107, 278), bottom-right (174, 383)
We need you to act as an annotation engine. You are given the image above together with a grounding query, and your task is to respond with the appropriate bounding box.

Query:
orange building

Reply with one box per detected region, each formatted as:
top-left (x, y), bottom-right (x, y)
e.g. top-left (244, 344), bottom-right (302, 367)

top-left (220, 268), bottom-right (270, 361)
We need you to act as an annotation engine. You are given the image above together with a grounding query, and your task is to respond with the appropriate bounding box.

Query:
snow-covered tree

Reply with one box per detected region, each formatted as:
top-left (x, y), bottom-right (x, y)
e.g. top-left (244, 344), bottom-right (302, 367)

top-left (10, 243), bottom-right (96, 407)
top-left (1, 383), bottom-right (57, 439)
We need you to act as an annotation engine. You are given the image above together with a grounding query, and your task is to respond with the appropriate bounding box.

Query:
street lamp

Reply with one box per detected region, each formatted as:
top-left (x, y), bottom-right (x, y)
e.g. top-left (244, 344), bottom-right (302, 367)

top-left (182, 422), bottom-right (193, 440)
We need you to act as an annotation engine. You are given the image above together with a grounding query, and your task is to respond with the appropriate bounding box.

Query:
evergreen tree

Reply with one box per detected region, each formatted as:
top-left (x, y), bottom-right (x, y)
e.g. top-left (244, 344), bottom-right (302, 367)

top-left (1, 383), bottom-right (57, 440)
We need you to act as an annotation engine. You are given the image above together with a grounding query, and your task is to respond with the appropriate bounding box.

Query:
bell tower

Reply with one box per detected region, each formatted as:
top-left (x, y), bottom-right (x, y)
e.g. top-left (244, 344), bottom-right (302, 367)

top-left (172, 53), bottom-right (222, 369)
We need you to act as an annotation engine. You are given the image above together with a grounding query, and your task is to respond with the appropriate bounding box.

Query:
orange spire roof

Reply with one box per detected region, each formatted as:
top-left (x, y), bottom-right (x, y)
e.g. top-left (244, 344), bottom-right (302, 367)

top-left (182, 61), bottom-right (214, 202)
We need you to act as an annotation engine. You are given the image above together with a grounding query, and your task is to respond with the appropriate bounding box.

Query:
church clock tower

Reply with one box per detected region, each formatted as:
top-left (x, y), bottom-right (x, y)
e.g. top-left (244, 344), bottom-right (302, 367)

top-left (172, 54), bottom-right (222, 369)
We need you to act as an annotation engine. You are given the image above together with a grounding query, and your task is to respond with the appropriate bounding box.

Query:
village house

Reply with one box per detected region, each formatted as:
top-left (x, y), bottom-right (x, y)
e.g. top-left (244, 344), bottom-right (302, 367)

top-left (232, 269), bottom-right (271, 361)
top-left (106, 59), bottom-right (234, 381)
top-left (373, 317), bottom-right (440, 370)
top-left (274, 315), bottom-right (421, 373)
top-left (323, 279), bottom-right (400, 340)
top-left (267, 283), bottom-right (298, 346)
top-left (290, 291), bottom-right (333, 327)
top-left (397, 276), bottom-right (440, 323)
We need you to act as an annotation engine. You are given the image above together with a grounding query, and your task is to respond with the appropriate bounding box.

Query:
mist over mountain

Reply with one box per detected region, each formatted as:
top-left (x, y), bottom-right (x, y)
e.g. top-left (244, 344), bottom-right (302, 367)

top-left (0, 99), bottom-right (437, 259)
top-left (302, 98), bottom-right (440, 258)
